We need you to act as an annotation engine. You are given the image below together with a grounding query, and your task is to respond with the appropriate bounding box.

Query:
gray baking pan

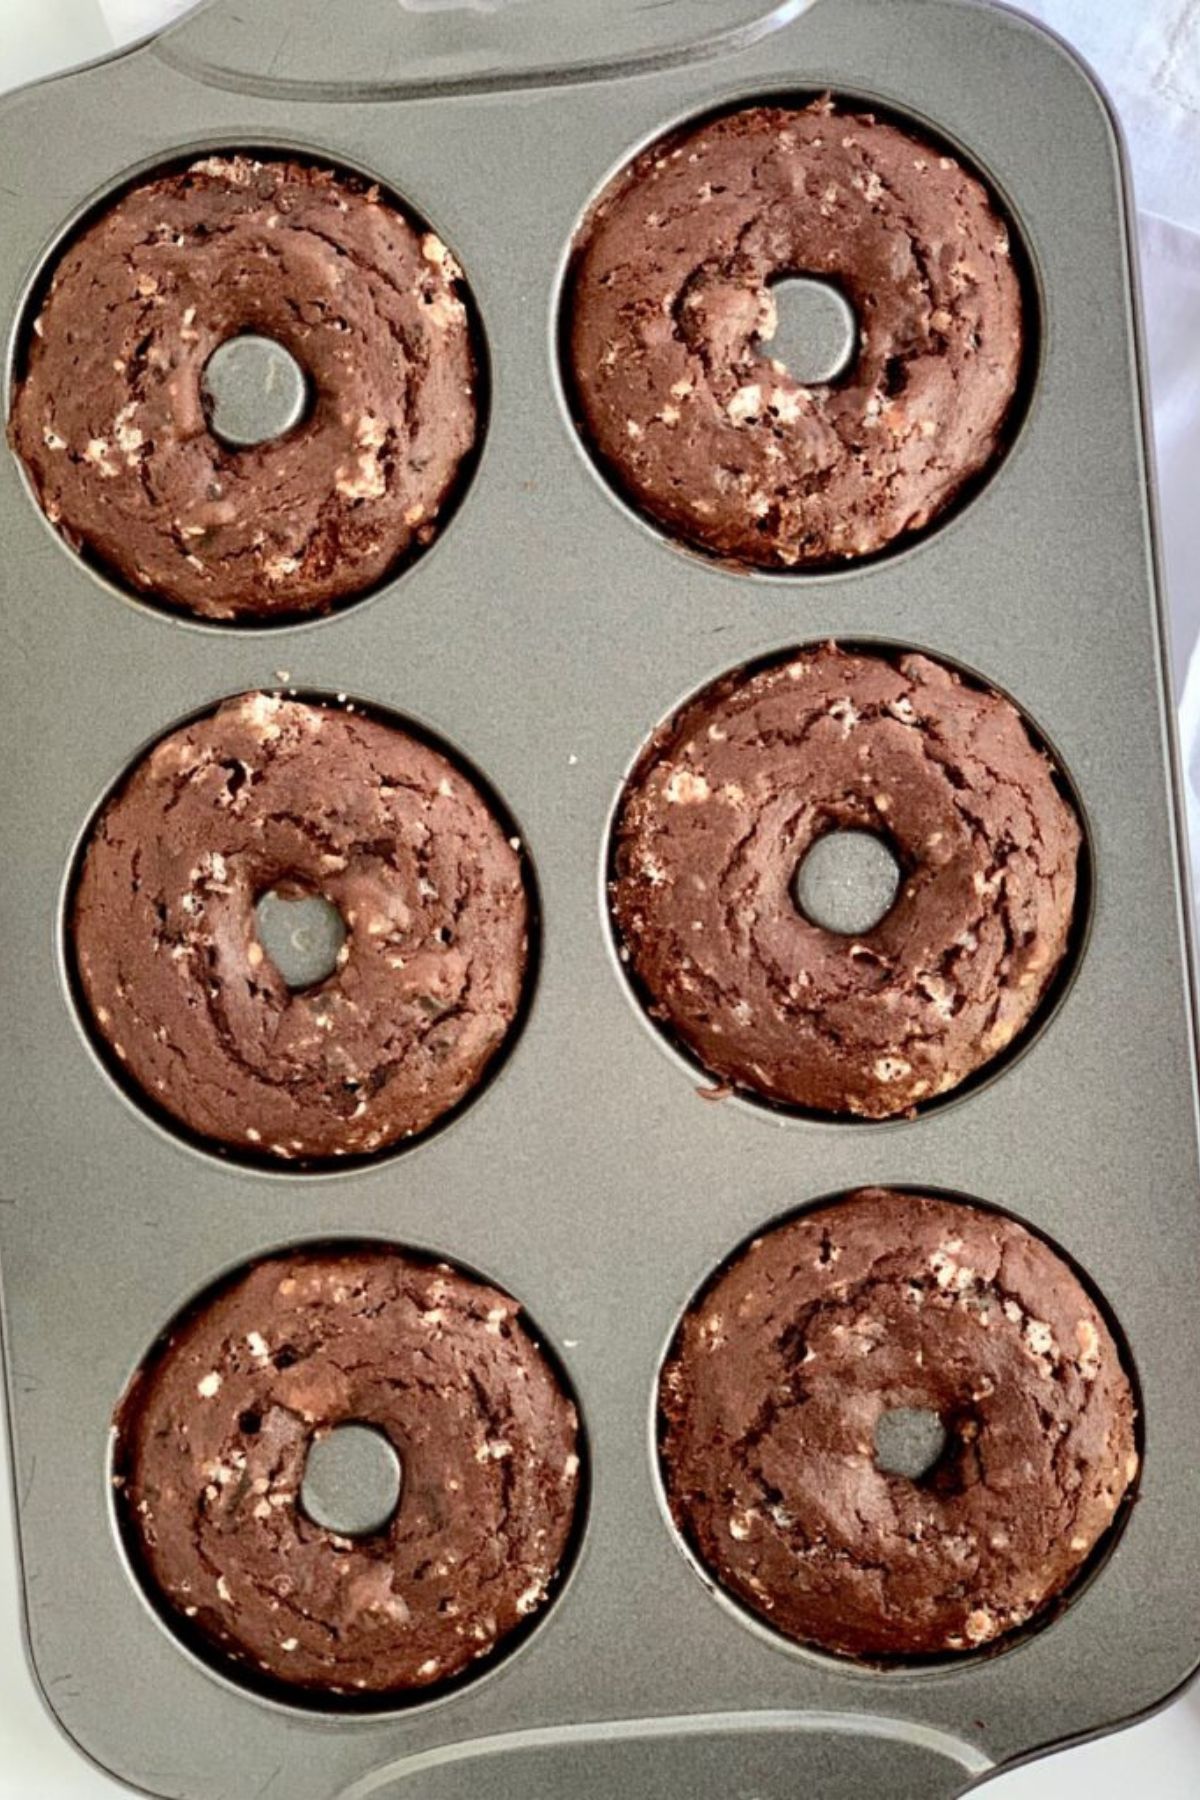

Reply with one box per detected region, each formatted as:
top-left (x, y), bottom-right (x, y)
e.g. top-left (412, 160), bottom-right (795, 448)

top-left (2, 1), bottom-right (1198, 1796)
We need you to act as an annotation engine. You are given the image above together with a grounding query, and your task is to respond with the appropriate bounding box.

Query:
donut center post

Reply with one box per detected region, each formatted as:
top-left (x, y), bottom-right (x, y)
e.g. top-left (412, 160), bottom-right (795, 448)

top-left (792, 829), bottom-right (902, 936)
top-left (874, 1408), bottom-right (949, 1482)
top-left (762, 276), bottom-right (858, 386)
top-left (201, 334), bottom-right (310, 448)
top-left (254, 889), bottom-right (346, 990)
top-left (300, 1424), bottom-right (403, 1537)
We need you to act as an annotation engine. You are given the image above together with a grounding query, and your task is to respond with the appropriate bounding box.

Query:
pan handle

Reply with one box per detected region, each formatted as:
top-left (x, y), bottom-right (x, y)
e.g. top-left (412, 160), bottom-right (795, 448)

top-left (326, 1707), bottom-right (991, 1800)
top-left (151, 0), bottom-right (821, 102)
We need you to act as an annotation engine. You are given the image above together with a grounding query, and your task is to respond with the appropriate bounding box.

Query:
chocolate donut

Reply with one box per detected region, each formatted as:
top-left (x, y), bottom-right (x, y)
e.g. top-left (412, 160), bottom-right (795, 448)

top-left (71, 693), bottom-right (530, 1161)
top-left (9, 155), bottom-right (479, 621)
top-left (659, 1190), bottom-right (1138, 1660)
top-left (114, 1246), bottom-right (582, 1698)
top-left (567, 100), bottom-right (1024, 567)
top-left (610, 644), bottom-right (1080, 1117)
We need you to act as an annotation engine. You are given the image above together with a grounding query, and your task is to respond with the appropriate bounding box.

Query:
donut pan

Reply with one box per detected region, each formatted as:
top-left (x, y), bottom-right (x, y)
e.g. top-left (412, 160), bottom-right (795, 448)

top-left (1, 1), bottom-right (1198, 1797)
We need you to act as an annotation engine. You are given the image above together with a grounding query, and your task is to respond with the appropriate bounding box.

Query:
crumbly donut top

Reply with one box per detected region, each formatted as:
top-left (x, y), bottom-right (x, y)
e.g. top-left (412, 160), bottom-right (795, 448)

top-left (114, 1247), bottom-right (581, 1695)
top-left (10, 156), bottom-right (479, 620)
top-left (660, 1190), bottom-right (1137, 1658)
top-left (610, 644), bottom-right (1080, 1117)
top-left (569, 100), bottom-right (1023, 566)
top-left (72, 693), bottom-right (530, 1161)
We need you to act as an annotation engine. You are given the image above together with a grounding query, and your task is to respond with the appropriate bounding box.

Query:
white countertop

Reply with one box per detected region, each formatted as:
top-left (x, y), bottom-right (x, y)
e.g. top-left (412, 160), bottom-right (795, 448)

top-left (1, 3), bottom-right (1197, 1795)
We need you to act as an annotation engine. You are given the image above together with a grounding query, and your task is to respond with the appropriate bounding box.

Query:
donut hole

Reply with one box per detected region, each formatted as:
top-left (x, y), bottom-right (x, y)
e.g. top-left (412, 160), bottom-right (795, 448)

top-left (299, 1423), bottom-right (404, 1539)
top-left (254, 886), bottom-right (346, 991)
top-left (791, 828), bottom-right (902, 936)
top-left (761, 274), bottom-right (859, 388)
top-left (201, 333), bottom-right (311, 449)
top-left (873, 1406), bottom-right (949, 1483)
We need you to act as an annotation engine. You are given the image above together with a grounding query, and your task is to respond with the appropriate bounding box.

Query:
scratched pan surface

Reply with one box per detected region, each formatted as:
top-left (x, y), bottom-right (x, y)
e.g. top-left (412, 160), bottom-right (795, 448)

top-left (1, 1), bottom-right (1198, 1796)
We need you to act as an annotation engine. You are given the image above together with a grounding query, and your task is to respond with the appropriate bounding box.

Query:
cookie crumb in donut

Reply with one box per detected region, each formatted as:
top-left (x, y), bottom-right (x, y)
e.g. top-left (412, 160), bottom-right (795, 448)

top-left (1076, 1318), bottom-right (1102, 1378)
top-left (727, 384), bottom-right (763, 424)
top-left (190, 156), bottom-right (255, 186)
top-left (664, 770), bottom-right (711, 805)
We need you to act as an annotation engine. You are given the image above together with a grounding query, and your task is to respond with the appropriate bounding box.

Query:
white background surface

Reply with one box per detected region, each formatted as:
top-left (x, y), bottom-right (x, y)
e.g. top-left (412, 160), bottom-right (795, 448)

top-left (0, 2), bottom-right (1197, 1796)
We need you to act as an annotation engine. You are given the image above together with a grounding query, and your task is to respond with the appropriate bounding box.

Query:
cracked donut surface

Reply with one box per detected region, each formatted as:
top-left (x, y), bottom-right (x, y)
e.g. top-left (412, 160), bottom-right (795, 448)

top-left (659, 1190), bottom-right (1137, 1659)
top-left (567, 100), bottom-right (1023, 567)
top-left (114, 1247), bottom-right (581, 1697)
top-left (71, 693), bottom-right (530, 1161)
top-left (9, 155), bottom-right (479, 620)
top-left (610, 644), bottom-right (1080, 1117)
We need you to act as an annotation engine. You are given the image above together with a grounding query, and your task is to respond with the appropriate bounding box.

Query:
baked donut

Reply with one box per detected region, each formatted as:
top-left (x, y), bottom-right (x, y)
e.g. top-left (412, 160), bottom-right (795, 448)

top-left (567, 100), bottom-right (1024, 567)
top-left (610, 644), bottom-right (1080, 1117)
top-left (114, 1245), bottom-right (582, 1698)
top-left (9, 154), bottom-right (479, 621)
top-left (71, 692), bottom-right (530, 1161)
top-left (659, 1190), bottom-right (1138, 1660)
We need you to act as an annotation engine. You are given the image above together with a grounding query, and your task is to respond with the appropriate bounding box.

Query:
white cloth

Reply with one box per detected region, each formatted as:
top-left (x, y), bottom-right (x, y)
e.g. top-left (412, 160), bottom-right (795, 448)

top-left (1020, 0), bottom-right (1200, 232)
top-left (1022, 2), bottom-right (1200, 936)
top-left (98, 0), bottom-right (196, 38)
